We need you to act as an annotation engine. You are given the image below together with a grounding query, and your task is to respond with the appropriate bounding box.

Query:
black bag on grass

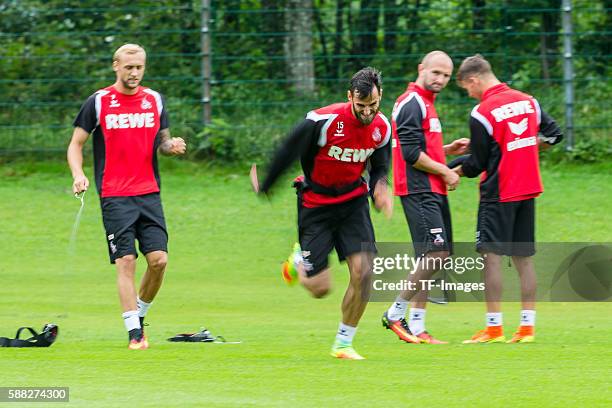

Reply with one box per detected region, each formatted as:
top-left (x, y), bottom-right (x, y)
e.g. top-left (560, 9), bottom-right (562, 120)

top-left (0, 324), bottom-right (58, 347)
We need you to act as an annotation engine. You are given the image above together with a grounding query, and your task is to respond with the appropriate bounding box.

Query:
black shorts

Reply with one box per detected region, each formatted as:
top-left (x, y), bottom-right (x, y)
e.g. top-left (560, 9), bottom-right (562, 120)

top-left (100, 193), bottom-right (168, 264)
top-left (476, 198), bottom-right (535, 256)
top-left (298, 194), bottom-right (376, 277)
top-left (400, 193), bottom-right (453, 256)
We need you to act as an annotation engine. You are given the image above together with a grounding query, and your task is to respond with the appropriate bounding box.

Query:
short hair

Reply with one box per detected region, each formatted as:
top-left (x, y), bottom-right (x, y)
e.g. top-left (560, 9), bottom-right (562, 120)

top-left (456, 54), bottom-right (493, 82)
top-left (349, 67), bottom-right (382, 98)
top-left (113, 44), bottom-right (146, 63)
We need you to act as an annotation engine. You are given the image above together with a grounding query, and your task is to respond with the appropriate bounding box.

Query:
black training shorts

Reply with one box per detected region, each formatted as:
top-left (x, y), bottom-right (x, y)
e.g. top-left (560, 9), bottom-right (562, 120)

top-left (476, 198), bottom-right (535, 256)
top-left (100, 192), bottom-right (168, 264)
top-left (298, 194), bottom-right (376, 277)
top-left (400, 192), bottom-right (453, 257)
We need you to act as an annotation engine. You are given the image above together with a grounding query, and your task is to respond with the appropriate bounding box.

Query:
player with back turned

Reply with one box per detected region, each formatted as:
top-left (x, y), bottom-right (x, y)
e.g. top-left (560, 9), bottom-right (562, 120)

top-left (453, 54), bottom-right (563, 343)
top-left (251, 67), bottom-right (392, 360)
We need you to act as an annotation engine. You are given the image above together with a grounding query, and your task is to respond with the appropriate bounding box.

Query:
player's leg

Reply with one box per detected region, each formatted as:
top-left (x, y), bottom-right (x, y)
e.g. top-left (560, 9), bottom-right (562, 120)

top-left (116, 254), bottom-right (138, 312)
top-left (294, 196), bottom-right (334, 298)
top-left (464, 201), bottom-right (513, 344)
top-left (383, 194), bottom-right (450, 343)
top-left (135, 193), bottom-right (169, 329)
top-left (342, 252), bottom-right (372, 327)
top-left (299, 268), bottom-right (332, 298)
top-left (329, 196), bottom-right (375, 359)
top-left (138, 250), bottom-right (168, 326)
top-left (139, 251), bottom-right (168, 302)
top-left (101, 197), bottom-right (147, 349)
top-left (508, 199), bottom-right (537, 343)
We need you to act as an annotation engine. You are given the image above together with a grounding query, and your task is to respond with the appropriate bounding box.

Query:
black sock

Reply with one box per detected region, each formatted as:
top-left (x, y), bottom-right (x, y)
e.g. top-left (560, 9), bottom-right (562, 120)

top-left (128, 328), bottom-right (142, 341)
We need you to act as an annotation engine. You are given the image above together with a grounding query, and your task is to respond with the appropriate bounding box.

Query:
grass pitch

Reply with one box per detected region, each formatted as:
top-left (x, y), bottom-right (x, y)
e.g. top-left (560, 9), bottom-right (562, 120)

top-left (0, 159), bottom-right (610, 407)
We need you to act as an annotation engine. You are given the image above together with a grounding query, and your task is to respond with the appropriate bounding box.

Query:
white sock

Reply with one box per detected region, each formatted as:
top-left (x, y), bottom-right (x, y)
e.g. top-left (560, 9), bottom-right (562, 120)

top-left (409, 308), bottom-right (427, 335)
top-left (520, 310), bottom-right (536, 326)
top-left (335, 322), bottom-right (357, 344)
top-left (122, 310), bottom-right (140, 331)
top-left (486, 312), bottom-right (503, 327)
top-left (137, 297), bottom-right (152, 318)
top-left (387, 297), bottom-right (408, 321)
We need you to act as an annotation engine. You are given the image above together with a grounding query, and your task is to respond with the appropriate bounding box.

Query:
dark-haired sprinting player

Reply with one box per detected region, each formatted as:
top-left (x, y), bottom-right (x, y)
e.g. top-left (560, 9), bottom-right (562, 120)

top-left (382, 51), bottom-right (470, 345)
top-left (67, 44), bottom-right (186, 350)
top-left (452, 55), bottom-right (563, 344)
top-left (251, 67), bottom-right (392, 360)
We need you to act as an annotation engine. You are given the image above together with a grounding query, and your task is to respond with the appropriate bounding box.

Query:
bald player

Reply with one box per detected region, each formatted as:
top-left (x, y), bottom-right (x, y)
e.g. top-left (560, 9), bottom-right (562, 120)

top-left (381, 51), bottom-right (470, 344)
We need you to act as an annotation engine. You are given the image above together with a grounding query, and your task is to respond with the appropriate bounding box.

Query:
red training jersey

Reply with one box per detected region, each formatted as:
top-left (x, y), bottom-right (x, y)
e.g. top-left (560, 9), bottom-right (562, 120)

top-left (73, 85), bottom-right (168, 198)
top-left (392, 83), bottom-right (446, 196)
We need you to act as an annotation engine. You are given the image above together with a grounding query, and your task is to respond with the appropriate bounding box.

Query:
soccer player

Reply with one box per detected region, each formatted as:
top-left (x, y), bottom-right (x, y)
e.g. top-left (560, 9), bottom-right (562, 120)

top-left (67, 44), bottom-right (186, 349)
top-left (452, 54), bottom-right (563, 343)
top-left (382, 51), bottom-right (470, 344)
top-left (251, 67), bottom-right (392, 360)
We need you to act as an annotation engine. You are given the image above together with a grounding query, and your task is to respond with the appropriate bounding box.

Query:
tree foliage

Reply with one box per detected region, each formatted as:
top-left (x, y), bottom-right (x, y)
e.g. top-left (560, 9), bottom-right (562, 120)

top-left (0, 0), bottom-right (609, 161)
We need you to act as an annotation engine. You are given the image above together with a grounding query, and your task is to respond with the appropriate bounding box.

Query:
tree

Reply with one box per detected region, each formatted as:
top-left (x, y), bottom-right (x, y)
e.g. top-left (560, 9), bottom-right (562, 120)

top-left (284, 0), bottom-right (316, 95)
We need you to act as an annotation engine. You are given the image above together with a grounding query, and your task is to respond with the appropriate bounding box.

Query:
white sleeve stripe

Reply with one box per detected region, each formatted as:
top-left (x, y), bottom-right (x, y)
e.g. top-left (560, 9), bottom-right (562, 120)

top-left (376, 112), bottom-right (392, 149)
top-left (306, 111), bottom-right (333, 122)
top-left (392, 93), bottom-right (414, 121)
top-left (470, 105), bottom-right (493, 135)
top-left (318, 114), bottom-right (338, 147)
top-left (143, 88), bottom-right (163, 115)
top-left (413, 93), bottom-right (427, 118)
top-left (532, 98), bottom-right (541, 126)
top-left (392, 92), bottom-right (426, 121)
top-left (94, 90), bottom-right (110, 127)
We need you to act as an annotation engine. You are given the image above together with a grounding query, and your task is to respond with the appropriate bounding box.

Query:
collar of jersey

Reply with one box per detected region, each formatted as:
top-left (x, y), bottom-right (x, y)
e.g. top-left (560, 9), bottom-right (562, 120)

top-left (109, 85), bottom-right (143, 97)
top-left (408, 82), bottom-right (436, 103)
top-left (481, 83), bottom-right (510, 101)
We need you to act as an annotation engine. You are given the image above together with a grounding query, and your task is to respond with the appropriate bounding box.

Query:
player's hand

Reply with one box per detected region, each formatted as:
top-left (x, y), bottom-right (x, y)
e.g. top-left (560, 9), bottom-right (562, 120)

top-left (452, 166), bottom-right (464, 177)
top-left (445, 138), bottom-right (470, 156)
top-left (373, 180), bottom-right (393, 219)
top-left (443, 169), bottom-right (460, 191)
top-left (72, 174), bottom-right (89, 194)
top-left (250, 163), bottom-right (260, 193)
top-left (168, 137), bottom-right (186, 155)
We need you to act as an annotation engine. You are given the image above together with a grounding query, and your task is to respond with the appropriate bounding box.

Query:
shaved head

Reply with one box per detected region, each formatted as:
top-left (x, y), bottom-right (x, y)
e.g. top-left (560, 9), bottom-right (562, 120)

top-left (416, 50), bottom-right (453, 93)
top-left (421, 50), bottom-right (453, 69)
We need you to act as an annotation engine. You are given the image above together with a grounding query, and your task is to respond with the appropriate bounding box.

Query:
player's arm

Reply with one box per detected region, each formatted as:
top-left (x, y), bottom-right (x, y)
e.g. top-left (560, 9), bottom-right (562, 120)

top-left (158, 128), bottom-right (186, 156)
top-left (157, 101), bottom-right (186, 156)
top-left (537, 108), bottom-right (563, 151)
top-left (396, 99), bottom-right (459, 189)
top-left (68, 95), bottom-right (98, 194)
top-left (368, 137), bottom-right (392, 217)
top-left (454, 117), bottom-right (491, 178)
top-left (67, 127), bottom-right (91, 194)
top-left (443, 138), bottom-right (470, 156)
top-left (257, 119), bottom-right (318, 194)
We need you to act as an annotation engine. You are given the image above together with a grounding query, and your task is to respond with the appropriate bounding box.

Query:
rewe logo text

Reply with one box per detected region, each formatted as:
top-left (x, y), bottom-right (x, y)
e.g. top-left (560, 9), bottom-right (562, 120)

top-left (105, 113), bottom-right (155, 129)
top-left (328, 146), bottom-right (374, 162)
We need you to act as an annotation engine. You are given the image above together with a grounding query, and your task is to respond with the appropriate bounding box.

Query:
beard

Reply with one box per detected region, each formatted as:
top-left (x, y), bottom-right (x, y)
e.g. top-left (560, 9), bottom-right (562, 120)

top-left (122, 78), bottom-right (140, 89)
top-left (353, 103), bottom-right (378, 125)
top-left (424, 82), bottom-right (443, 93)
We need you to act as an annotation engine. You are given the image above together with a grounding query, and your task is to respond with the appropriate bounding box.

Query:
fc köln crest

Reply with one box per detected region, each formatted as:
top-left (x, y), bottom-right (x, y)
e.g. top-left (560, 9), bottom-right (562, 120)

top-left (372, 127), bottom-right (382, 142)
top-left (141, 96), bottom-right (152, 110)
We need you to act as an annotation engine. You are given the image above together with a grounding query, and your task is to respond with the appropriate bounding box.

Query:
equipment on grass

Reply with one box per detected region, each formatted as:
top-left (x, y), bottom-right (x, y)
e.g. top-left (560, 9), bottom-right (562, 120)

top-left (0, 324), bottom-right (59, 347)
top-left (67, 190), bottom-right (86, 257)
top-left (167, 328), bottom-right (241, 344)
